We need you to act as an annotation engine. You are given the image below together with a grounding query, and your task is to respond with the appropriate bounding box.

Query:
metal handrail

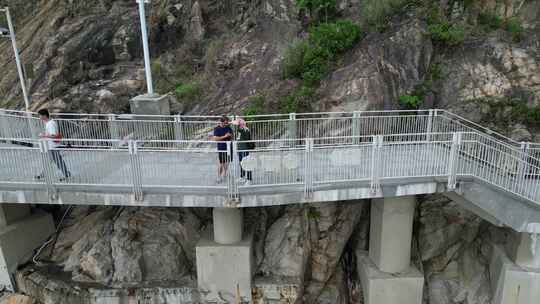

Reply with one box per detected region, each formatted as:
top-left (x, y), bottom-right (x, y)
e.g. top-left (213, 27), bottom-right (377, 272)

top-left (1, 131), bottom-right (539, 204)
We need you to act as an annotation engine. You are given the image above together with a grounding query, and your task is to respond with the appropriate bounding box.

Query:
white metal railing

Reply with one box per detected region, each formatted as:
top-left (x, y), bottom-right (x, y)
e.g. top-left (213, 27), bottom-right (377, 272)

top-left (0, 109), bottom-right (436, 145)
top-left (1, 108), bottom-right (536, 149)
top-left (1, 131), bottom-right (539, 204)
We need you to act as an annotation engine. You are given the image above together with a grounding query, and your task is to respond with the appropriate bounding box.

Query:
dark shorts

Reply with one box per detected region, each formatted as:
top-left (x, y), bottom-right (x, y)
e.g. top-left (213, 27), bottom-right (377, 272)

top-left (218, 151), bottom-right (231, 164)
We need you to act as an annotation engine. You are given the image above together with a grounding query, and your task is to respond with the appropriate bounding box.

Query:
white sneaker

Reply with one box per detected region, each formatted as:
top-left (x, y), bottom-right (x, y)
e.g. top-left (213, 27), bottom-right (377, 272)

top-left (245, 180), bottom-right (253, 186)
top-left (237, 177), bottom-right (246, 184)
top-left (216, 177), bottom-right (223, 184)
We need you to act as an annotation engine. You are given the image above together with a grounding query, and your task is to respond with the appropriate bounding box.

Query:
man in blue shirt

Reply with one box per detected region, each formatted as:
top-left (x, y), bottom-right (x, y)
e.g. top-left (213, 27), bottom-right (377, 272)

top-left (213, 116), bottom-right (233, 183)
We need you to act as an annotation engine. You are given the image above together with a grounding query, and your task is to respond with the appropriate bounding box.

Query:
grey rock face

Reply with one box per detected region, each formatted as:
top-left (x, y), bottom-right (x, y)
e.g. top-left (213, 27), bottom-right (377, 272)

top-left (261, 201), bottom-right (366, 302)
top-left (321, 19), bottom-right (433, 111)
top-left (52, 207), bottom-right (202, 286)
top-left (419, 195), bottom-right (492, 304)
top-left (260, 206), bottom-right (311, 278)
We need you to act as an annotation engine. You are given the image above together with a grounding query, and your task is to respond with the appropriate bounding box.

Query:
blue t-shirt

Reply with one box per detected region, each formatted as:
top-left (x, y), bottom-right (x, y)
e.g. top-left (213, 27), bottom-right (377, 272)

top-left (214, 126), bottom-right (233, 151)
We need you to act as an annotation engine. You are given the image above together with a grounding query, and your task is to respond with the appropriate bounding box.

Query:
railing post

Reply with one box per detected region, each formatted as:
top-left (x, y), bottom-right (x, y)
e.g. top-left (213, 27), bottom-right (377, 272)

top-left (352, 111), bottom-right (360, 144)
top-left (517, 142), bottom-right (530, 192)
top-left (288, 113), bottom-right (297, 141)
top-left (128, 140), bottom-right (143, 201)
top-left (228, 141), bottom-right (239, 201)
top-left (108, 114), bottom-right (120, 146)
top-left (370, 135), bottom-right (382, 194)
top-left (38, 140), bottom-right (55, 196)
top-left (304, 138), bottom-right (314, 199)
top-left (448, 132), bottom-right (462, 190)
top-left (426, 109), bottom-right (434, 141)
top-left (0, 110), bottom-right (11, 139)
top-left (174, 115), bottom-right (184, 141)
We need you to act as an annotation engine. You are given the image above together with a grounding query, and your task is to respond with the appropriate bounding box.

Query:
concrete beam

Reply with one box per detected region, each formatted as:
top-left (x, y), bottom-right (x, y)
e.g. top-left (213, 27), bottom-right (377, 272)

top-left (213, 208), bottom-right (243, 245)
top-left (0, 210), bottom-right (55, 291)
top-left (369, 196), bottom-right (416, 273)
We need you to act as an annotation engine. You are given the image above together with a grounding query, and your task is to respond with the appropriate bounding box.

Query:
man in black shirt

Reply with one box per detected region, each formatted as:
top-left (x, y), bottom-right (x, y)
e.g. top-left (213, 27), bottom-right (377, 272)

top-left (212, 116), bottom-right (233, 183)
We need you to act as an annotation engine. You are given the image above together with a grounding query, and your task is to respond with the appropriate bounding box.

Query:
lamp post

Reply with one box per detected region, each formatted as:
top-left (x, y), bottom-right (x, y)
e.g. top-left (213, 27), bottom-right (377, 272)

top-left (136, 0), bottom-right (154, 96)
top-left (130, 0), bottom-right (169, 116)
top-left (0, 7), bottom-right (30, 111)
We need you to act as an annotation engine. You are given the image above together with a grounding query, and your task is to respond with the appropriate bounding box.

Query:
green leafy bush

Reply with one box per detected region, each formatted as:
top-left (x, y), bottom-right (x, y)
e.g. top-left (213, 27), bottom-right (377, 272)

top-left (477, 13), bottom-right (524, 42)
top-left (296, 0), bottom-right (337, 21)
top-left (361, 0), bottom-right (415, 31)
top-left (243, 95), bottom-right (266, 117)
top-left (281, 41), bottom-right (310, 79)
top-left (309, 21), bottom-right (362, 54)
top-left (399, 95), bottom-right (422, 109)
top-left (280, 86), bottom-right (316, 113)
top-left (505, 17), bottom-right (524, 42)
top-left (478, 13), bottom-right (504, 31)
top-left (281, 20), bottom-right (362, 86)
top-left (174, 82), bottom-right (201, 102)
top-left (428, 21), bottom-right (466, 46)
top-left (527, 107), bottom-right (540, 125)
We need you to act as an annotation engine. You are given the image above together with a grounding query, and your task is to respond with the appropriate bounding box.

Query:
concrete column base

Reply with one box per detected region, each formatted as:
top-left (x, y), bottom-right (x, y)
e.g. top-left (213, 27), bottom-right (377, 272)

top-left (0, 210), bottom-right (55, 291)
top-left (130, 94), bottom-right (170, 115)
top-left (196, 231), bottom-right (253, 303)
top-left (357, 251), bottom-right (424, 304)
top-left (490, 244), bottom-right (540, 304)
top-left (213, 208), bottom-right (243, 245)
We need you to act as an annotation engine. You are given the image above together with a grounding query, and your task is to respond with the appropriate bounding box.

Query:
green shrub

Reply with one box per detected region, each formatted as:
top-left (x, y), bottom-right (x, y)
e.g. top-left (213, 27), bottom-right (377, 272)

top-left (505, 17), bottom-right (524, 42)
top-left (361, 0), bottom-right (415, 31)
top-left (296, 0), bottom-right (337, 21)
top-left (243, 95), bottom-right (266, 117)
top-left (428, 21), bottom-right (466, 46)
top-left (281, 41), bottom-right (310, 79)
top-left (399, 95), bottom-right (422, 109)
top-left (527, 107), bottom-right (540, 125)
top-left (478, 13), bottom-right (504, 31)
top-left (174, 82), bottom-right (201, 102)
top-left (308, 21), bottom-right (361, 54)
top-left (280, 86), bottom-right (316, 113)
top-left (281, 20), bottom-right (362, 86)
top-left (476, 13), bottom-right (523, 42)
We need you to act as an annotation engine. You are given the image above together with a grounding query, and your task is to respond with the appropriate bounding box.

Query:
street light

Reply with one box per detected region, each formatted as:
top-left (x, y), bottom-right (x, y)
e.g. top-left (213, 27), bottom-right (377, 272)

top-left (0, 7), bottom-right (30, 111)
top-left (136, 0), bottom-right (154, 96)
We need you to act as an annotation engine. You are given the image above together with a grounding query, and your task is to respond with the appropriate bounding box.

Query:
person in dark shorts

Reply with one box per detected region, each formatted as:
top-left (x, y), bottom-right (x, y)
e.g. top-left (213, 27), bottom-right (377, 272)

top-left (212, 116), bottom-right (233, 183)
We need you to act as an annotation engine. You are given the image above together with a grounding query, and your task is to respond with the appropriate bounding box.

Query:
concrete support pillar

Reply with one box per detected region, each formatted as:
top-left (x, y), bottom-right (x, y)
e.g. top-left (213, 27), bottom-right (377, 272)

top-left (0, 204), bottom-right (30, 227)
top-left (213, 208), bottom-right (243, 245)
top-left (196, 207), bottom-right (252, 302)
top-left (369, 196), bottom-right (416, 273)
top-left (0, 205), bottom-right (55, 291)
top-left (507, 232), bottom-right (540, 269)
top-left (130, 94), bottom-right (170, 115)
top-left (358, 196), bottom-right (423, 304)
top-left (491, 232), bottom-right (540, 304)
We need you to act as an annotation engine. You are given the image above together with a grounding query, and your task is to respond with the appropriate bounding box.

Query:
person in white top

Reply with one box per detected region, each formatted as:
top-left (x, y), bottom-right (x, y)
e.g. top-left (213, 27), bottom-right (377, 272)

top-left (35, 109), bottom-right (70, 180)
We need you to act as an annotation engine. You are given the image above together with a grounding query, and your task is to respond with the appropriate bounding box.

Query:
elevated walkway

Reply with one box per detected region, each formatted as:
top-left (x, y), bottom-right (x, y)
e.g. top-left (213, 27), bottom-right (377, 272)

top-left (1, 107), bottom-right (540, 303)
top-left (0, 109), bottom-right (539, 232)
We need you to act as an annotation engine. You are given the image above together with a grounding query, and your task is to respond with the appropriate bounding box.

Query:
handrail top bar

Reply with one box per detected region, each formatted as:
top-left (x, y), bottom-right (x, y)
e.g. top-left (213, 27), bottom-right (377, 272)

top-left (437, 110), bottom-right (522, 146)
top-left (1, 107), bottom-right (439, 117)
top-left (0, 131), bottom-right (481, 144)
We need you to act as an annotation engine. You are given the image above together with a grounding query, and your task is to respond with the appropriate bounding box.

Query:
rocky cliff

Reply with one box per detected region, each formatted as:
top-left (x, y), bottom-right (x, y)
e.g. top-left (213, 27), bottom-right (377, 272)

top-left (1, 0), bottom-right (540, 303)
